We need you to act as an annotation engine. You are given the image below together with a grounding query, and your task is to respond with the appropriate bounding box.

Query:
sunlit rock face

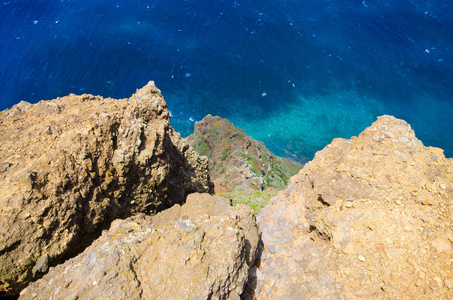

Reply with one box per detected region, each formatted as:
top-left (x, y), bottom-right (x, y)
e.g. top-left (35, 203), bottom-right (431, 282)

top-left (19, 193), bottom-right (258, 300)
top-left (245, 115), bottom-right (453, 299)
top-left (0, 82), bottom-right (213, 297)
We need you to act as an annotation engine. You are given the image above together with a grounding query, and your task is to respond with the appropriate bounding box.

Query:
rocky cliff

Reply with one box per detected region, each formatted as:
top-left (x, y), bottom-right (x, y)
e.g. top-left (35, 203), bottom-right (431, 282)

top-left (0, 82), bottom-right (213, 297)
top-left (2, 81), bottom-right (453, 300)
top-left (187, 115), bottom-right (302, 212)
top-left (245, 115), bottom-right (453, 299)
top-left (19, 193), bottom-right (258, 300)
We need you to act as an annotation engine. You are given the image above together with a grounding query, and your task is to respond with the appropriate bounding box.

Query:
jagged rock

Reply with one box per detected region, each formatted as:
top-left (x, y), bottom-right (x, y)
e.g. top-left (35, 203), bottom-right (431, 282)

top-left (245, 115), bottom-right (453, 299)
top-left (0, 82), bottom-right (213, 297)
top-left (187, 115), bottom-right (302, 212)
top-left (19, 193), bottom-right (258, 300)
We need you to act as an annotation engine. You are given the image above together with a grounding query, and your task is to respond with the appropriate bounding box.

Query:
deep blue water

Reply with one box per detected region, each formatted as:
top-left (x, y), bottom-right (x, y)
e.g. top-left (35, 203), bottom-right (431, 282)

top-left (1, 0), bottom-right (452, 161)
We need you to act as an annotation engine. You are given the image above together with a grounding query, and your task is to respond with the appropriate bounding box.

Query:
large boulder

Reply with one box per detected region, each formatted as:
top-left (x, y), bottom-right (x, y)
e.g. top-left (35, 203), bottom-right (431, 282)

top-left (19, 193), bottom-right (259, 300)
top-left (246, 115), bottom-right (453, 299)
top-left (187, 115), bottom-right (302, 212)
top-left (0, 82), bottom-right (213, 296)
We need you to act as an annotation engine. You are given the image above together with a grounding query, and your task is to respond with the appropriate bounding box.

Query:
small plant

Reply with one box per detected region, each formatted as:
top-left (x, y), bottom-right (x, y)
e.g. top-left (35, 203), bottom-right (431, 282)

top-left (217, 190), bottom-right (277, 214)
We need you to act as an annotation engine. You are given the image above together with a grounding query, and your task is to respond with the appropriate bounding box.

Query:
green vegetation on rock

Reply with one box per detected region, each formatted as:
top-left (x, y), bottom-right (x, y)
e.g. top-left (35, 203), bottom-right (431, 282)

top-left (218, 189), bottom-right (277, 215)
top-left (186, 115), bottom-right (303, 213)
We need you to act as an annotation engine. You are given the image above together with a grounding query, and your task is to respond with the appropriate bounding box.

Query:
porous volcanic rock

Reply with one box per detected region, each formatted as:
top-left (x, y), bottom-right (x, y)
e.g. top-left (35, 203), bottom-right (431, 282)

top-left (19, 193), bottom-right (259, 300)
top-left (0, 82), bottom-right (213, 297)
top-left (245, 115), bottom-right (453, 299)
top-left (187, 115), bottom-right (302, 212)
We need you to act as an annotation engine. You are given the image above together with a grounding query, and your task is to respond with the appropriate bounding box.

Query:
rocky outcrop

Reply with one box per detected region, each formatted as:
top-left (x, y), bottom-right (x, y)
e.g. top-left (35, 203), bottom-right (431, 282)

top-left (187, 115), bottom-right (302, 194)
top-left (187, 115), bottom-right (302, 213)
top-left (246, 115), bottom-right (453, 299)
top-left (5, 88), bottom-right (453, 300)
top-left (19, 193), bottom-right (258, 300)
top-left (0, 82), bottom-right (213, 297)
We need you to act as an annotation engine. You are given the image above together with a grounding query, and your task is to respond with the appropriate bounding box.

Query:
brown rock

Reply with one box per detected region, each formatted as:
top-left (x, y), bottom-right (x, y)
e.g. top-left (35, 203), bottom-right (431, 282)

top-left (0, 82), bottom-right (213, 297)
top-left (245, 115), bottom-right (453, 299)
top-left (19, 193), bottom-right (258, 300)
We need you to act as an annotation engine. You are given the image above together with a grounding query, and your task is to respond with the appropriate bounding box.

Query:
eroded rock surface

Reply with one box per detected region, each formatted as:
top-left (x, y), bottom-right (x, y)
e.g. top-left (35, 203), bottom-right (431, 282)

top-left (19, 193), bottom-right (258, 300)
top-left (0, 82), bottom-right (213, 296)
top-left (246, 115), bottom-right (453, 299)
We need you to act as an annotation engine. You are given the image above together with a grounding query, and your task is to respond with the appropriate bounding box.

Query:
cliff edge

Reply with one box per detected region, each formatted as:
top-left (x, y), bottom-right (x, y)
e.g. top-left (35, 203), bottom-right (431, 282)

top-left (245, 115), bottom-right (453, 299)
top-left (0, 82), bottom-right (213, 297)
top-left (2, 81), bottom-right (453, 299)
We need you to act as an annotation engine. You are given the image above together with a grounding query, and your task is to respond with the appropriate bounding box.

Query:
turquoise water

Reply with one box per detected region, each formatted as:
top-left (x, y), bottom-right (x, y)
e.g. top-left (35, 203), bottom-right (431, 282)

top-left (1, 0), bottom-right (452, 161)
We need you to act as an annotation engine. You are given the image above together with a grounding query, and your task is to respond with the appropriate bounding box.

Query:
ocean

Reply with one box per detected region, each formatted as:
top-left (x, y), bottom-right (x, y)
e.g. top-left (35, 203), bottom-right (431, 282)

top-left (1, 0), bottom-right (452, 161)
